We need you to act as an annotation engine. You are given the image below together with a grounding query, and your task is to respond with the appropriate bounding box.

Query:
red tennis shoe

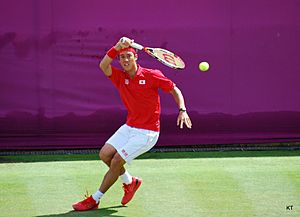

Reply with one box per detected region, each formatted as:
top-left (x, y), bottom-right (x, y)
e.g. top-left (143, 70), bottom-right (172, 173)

top-left (72, 195), bottom-right (99, 211)
top-left (121, 176), bottom-right (142, 205)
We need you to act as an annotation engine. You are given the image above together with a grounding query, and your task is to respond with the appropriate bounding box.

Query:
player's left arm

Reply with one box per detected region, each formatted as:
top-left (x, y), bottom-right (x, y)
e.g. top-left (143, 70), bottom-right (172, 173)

top-left (169, 86), bottom-right (192, 129)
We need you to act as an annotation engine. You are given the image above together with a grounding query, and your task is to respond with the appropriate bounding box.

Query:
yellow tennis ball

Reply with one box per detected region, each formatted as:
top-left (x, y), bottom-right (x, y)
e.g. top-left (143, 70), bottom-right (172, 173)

top-left (199, 62), bottom-right (210, 72)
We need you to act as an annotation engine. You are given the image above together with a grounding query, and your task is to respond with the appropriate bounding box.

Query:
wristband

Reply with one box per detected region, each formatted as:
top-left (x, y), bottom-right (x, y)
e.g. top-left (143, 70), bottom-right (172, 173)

top-left (106, 47), bottom-right (119, 59)
top-left (179, 108), bottom-right (186, 112)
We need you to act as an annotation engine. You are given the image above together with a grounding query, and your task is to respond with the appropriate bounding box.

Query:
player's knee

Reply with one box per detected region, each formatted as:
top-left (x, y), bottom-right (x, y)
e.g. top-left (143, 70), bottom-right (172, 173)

top-left (99, 148), bottom-right (110, 163)
top-left (110, 154), bottom-right (125, 168)
top-left (98, 149), bottom-right (102, 159)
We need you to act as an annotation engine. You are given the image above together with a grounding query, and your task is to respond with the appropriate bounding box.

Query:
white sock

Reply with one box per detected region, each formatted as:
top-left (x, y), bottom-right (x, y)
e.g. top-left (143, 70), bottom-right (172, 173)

top-left (120, 170), bottom-right (133, 184)
top-left (92, 190), bottom-right (104, 203)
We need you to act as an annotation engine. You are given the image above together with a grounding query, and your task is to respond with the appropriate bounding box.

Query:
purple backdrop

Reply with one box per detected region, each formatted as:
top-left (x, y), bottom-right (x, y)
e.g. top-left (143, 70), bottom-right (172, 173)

top-left (1, 0), bottom-right (300, 150)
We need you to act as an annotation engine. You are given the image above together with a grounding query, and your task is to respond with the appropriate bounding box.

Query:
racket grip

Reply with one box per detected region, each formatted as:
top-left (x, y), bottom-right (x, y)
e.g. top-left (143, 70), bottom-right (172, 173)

top-left (120, 37), bottom-right (144, 50)
top-left (130, 42), bottom-right (144, 50)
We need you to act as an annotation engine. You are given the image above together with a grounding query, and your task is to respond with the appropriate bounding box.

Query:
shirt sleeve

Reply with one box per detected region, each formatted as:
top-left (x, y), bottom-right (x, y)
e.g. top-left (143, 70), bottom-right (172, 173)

top-left (153, 69), bottom-right (175, 92)
top-left (108, 66), bottom-right (122, 88)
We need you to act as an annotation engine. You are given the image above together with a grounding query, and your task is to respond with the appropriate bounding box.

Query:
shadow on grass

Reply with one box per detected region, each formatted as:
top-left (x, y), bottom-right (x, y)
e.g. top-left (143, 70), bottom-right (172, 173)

top-left (35, 205), bottom-right (126, 217)
top-left (1, 150), bottom-right (300, 163)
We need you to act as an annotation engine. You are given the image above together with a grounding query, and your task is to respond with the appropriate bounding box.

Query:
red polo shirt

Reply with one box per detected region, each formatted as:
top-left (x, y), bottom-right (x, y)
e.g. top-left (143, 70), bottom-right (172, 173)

top-left (109, 65), bottom-right (175, 132)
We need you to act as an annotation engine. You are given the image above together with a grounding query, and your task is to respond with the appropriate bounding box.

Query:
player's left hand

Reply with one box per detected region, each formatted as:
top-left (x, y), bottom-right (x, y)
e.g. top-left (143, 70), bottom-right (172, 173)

top-left (177, 112), bottom-right (192, 129)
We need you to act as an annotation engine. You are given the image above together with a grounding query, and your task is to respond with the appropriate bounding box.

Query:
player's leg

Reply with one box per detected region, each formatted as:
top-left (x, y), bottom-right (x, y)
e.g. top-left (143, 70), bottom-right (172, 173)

top-left (72, 125), bottom-right (159, 210)
top-left (72, 152), bottom-right (126, 211)
top-left (99, 143), bottom-right (125, 175)
top-left (99, 152), bottom-right (126, 193)
top-left (99, 143), bottom-right (116, 166)
top-left (100, 142), bottom-right (132, 185)
top-left (72, 126), bottom-right (128, 211)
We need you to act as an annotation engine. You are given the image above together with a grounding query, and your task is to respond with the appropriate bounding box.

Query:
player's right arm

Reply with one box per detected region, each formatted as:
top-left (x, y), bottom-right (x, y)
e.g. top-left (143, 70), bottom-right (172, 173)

top-left (99, 37), bottom-right (132, 77)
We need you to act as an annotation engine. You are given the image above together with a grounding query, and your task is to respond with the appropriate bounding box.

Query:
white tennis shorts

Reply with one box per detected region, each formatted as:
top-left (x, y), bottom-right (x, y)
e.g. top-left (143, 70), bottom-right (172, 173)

top-left (106, 124), bottom-right (159, 163)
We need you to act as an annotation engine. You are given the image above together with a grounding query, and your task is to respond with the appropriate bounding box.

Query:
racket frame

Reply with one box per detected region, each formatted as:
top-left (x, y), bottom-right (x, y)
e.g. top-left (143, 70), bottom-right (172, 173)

top-left (120, 38), bottom-right (185, 69)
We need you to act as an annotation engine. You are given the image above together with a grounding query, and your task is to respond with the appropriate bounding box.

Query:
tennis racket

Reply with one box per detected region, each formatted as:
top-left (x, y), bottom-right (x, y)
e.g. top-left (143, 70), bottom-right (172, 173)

top-left (120, 38), bottom-right (185, 70)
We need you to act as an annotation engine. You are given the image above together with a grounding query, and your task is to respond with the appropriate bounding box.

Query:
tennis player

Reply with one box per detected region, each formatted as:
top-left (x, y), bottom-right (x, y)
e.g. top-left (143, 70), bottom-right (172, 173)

top-left (72, 37), bottom-right (192, 211)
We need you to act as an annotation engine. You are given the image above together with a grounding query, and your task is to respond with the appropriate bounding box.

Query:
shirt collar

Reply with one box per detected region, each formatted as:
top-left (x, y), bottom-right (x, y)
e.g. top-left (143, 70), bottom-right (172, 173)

top-left (124, 64), bottom-right (143, 79)
top-left (135, 64), bottom-right (143, 76)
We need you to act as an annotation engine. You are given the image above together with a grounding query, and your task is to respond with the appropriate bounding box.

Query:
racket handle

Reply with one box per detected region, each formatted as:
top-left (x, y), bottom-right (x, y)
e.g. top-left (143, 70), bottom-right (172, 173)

top-left (130, 41), bottom-right (144, 50)
top-left (120, 37), bottom-right (144, 50)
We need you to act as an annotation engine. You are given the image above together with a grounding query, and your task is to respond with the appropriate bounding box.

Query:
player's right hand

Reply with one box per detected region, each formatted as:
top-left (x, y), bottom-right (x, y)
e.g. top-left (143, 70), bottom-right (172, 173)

top-left (118, 37), bottom-right (134, 48)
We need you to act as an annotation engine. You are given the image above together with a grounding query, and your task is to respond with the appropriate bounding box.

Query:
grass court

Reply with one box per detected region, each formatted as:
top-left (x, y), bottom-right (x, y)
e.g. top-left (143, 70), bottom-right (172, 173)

top-left (0, 151), bottom-right (299, 217)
